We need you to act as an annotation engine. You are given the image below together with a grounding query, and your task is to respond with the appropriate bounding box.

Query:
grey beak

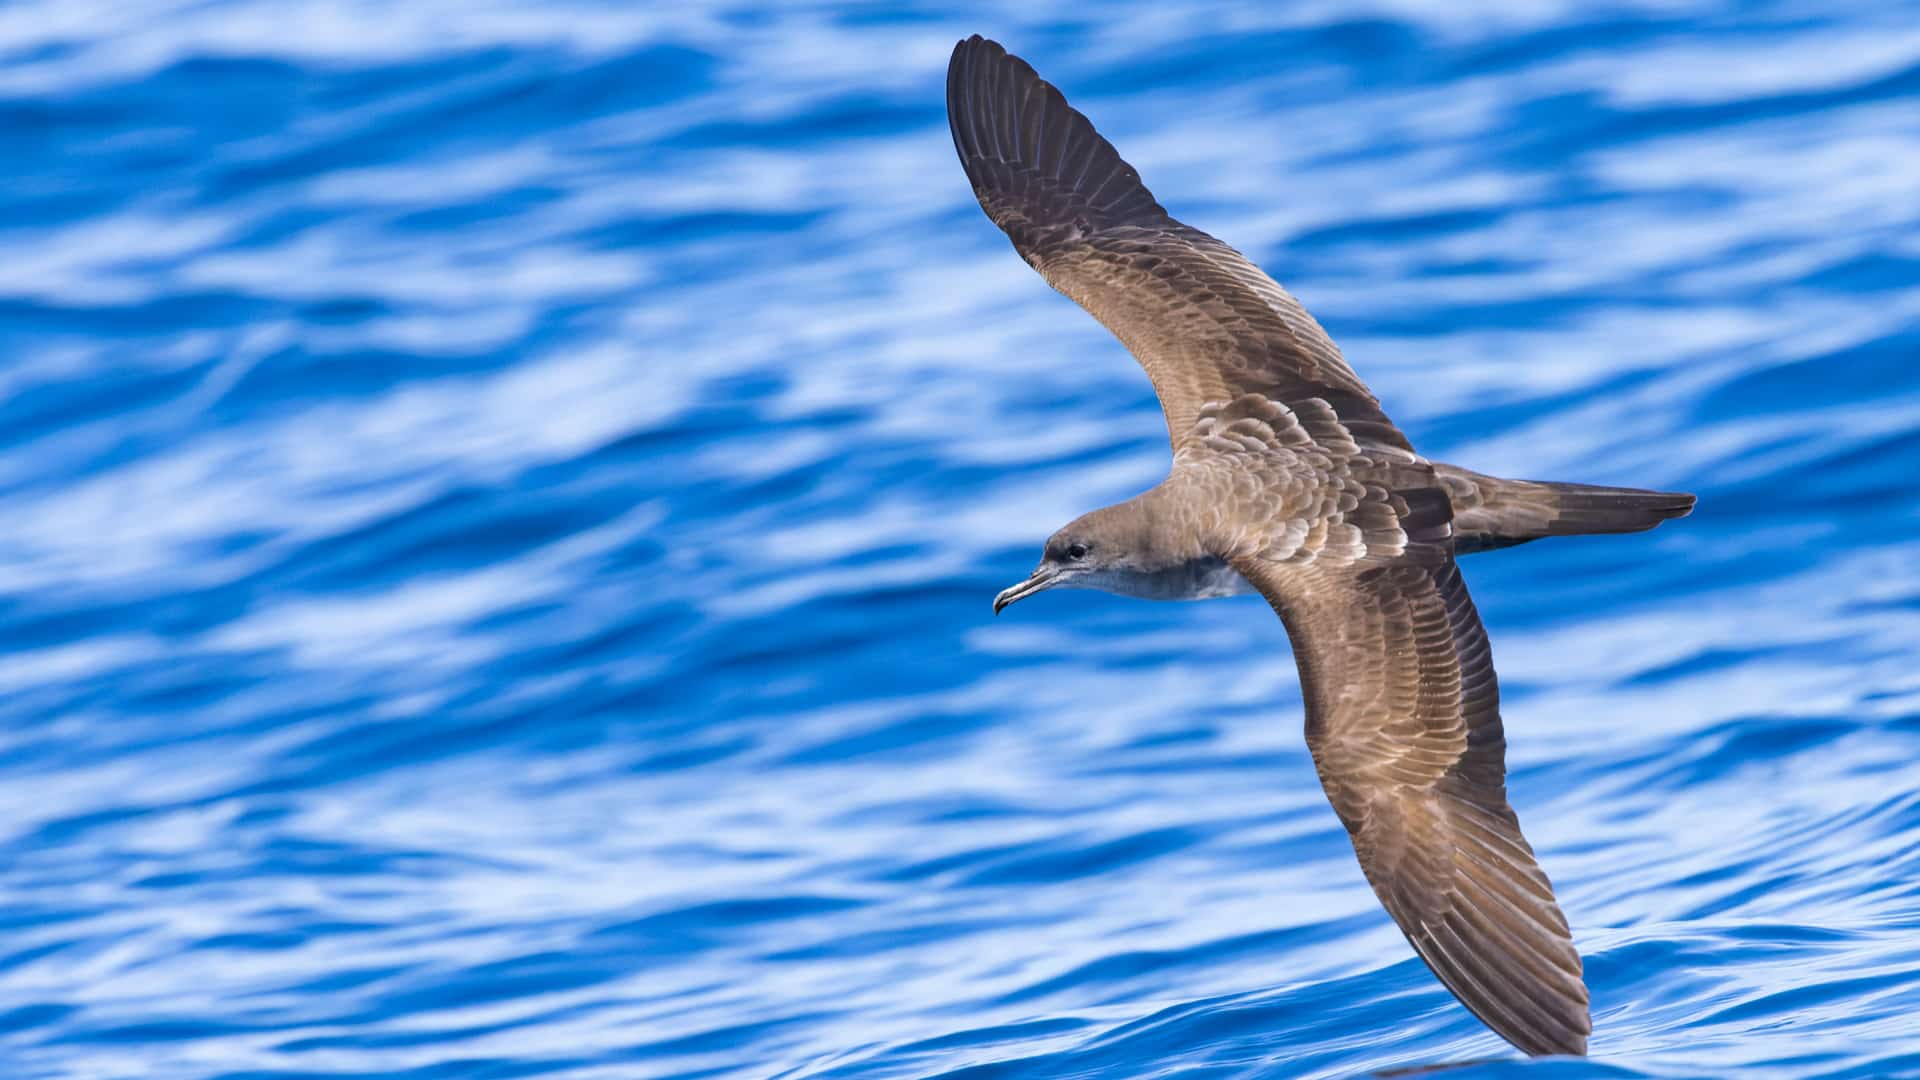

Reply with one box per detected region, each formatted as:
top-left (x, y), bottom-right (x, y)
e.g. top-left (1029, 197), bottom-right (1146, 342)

top-left (993, 566), bottom-right (1059, 615)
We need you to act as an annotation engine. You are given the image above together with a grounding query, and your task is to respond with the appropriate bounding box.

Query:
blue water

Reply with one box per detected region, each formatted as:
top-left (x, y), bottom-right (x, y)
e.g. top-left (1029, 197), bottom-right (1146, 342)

top-left (2, 2), bottom-right (1918, 1077)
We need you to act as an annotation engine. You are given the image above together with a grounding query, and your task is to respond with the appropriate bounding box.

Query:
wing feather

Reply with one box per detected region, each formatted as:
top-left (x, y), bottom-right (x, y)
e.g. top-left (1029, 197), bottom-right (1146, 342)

top-left (947, 36), bottom-right (1410, 453)
top-left (1232, 554), bottom-right (1591, 1057)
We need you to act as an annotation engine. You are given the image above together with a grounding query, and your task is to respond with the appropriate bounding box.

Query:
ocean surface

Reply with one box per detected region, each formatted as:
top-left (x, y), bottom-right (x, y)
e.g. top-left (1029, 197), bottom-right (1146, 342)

top-left (2, 2), bottom-right (1918, 1077)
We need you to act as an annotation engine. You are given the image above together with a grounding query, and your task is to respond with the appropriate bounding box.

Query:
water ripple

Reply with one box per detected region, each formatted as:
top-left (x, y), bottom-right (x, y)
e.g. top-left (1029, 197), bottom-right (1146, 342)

top-left (0, 1), bottom-right (1916, 1077)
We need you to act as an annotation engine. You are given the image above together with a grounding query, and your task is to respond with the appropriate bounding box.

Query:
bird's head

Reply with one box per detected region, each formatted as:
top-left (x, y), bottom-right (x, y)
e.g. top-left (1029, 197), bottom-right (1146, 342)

top-left (993, 505), bottom-right (1163, 614)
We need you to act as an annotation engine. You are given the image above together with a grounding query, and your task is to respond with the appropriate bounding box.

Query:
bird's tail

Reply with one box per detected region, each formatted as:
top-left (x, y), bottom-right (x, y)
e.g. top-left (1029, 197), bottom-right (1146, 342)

top-left (1437, 465), bottom-right (1695, 555)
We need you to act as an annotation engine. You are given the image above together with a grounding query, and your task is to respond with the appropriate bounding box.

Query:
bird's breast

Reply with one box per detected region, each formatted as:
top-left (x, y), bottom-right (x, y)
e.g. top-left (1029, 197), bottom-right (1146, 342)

top-left (1098, 556), bottom-right (1255, 601)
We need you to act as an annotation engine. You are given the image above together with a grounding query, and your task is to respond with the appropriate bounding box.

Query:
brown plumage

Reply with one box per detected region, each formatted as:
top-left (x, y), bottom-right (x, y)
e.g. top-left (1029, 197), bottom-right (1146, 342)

top-left (952, 35), bottom-right (1695, 1057)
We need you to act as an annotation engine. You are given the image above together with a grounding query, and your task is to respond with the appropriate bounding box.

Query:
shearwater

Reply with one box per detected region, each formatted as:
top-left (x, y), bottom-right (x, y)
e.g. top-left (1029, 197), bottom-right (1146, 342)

top-left (949, 35), bottom-right (1694, 1057)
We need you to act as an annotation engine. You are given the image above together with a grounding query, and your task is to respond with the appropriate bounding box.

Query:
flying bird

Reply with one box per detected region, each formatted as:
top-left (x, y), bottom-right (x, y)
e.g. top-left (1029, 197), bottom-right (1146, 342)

top-left (948, 35), bottom-right (1693, 1057)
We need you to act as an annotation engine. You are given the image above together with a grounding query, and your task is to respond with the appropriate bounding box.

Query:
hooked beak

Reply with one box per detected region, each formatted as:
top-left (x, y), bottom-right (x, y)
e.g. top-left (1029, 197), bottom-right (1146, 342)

top-left (993, 566), bottom-right (1061, 615)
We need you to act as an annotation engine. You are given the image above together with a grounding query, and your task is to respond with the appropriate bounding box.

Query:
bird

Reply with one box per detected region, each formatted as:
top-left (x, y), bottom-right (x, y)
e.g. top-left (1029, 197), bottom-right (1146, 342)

top-left (947, 35), bottom-right (1694, 1058)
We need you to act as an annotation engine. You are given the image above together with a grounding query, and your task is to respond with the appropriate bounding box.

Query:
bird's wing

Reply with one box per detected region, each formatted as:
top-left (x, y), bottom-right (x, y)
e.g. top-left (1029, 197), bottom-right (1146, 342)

top-left (1230, 546), bottom-right (1591, 1057)
top-left (947, 35), bottom-right (1411, 455)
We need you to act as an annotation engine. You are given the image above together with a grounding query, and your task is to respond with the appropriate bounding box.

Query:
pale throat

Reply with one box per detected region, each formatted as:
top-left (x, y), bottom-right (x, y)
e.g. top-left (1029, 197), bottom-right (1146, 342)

top-left (1078, 555), bottom-right (1255, 602)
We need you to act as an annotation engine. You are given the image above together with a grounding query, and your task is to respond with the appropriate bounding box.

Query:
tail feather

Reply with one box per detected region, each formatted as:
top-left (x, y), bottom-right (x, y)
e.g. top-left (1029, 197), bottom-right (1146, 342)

top-left (1438, 465), bottom-right (1695, 555)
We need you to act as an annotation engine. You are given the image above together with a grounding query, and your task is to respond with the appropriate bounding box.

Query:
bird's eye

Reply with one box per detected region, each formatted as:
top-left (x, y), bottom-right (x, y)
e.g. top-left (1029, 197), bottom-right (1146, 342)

top-left (1066, 543), bottom-right (1088, 561)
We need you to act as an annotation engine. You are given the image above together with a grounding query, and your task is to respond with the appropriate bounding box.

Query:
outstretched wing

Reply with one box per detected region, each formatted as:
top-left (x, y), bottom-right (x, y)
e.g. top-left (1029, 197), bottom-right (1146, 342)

top-left (946, 35), bottom-right (1412, 454)
top-left (1232, 550), bottom-right (1591, 1057)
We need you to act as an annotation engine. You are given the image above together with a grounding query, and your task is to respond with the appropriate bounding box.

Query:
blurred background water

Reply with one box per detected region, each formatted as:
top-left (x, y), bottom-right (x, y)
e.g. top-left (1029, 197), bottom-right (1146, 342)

top-left (2, 1), bottom-right (1918, 1077)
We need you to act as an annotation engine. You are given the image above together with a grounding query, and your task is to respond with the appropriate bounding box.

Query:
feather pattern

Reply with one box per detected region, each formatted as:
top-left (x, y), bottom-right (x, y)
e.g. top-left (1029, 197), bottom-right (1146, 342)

top-left (1234, 553), bottom-right (1590, 1056)
top-left (948, 35), bottom-right (1407, 452)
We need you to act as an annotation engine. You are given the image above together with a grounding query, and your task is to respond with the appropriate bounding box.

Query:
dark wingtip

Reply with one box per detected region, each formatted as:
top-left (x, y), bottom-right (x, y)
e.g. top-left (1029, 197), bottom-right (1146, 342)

top-left (953, 33), bottom-right (995, 55)
top-left (945, 33), bottom-right (1166, 240)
